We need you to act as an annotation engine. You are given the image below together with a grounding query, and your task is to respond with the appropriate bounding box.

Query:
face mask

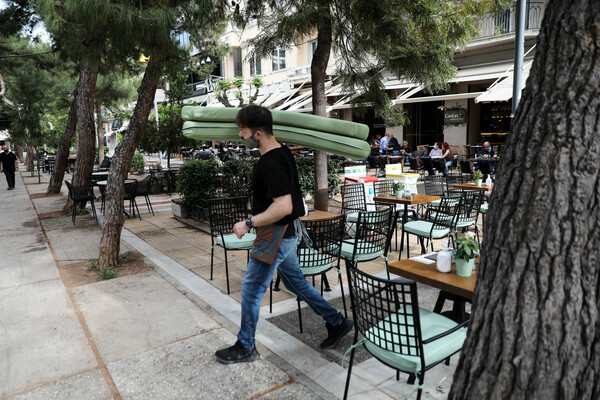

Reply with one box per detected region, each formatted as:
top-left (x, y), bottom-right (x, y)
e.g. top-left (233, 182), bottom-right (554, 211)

top-left (434, 145), bottom-right (438, 149)
top-left (3, 150), bottom-right (7, 153)
top-left (243, 133), bottom-right (259, 149)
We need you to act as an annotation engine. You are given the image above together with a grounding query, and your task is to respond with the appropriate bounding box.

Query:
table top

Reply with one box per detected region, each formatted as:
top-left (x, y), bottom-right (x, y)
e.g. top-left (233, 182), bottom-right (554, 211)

top-left (471, 157), bottom-right (500, 162)
top-left (373, 194), bottom-right (440, 206)
top-left (92, 171), bottom-right (109, 176)
top-left (453, 182), bottom-right (493, 191)
top-left (387, 258), bottom-right (478, 299)
top-left (96, 179), bottom-right (136, 186)
top-left (300, 210), bottom-right (342, 222)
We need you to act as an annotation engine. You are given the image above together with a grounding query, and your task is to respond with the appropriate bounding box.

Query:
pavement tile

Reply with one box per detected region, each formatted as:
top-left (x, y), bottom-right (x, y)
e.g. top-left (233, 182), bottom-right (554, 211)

top-left (107, 329), bottom-right (293, 400)
top-left (72, 272), bottom-right (220, 363)
top-left (7, 369), bottom-right (112, 400)
top-left (0, 249), bottom-right (59, 289)
top-left (0, 279), bottom-right (97, 397)
top-left (261, 383), bottom-right (324, 399)
top-left (31, 196), bottom-right (68, 215)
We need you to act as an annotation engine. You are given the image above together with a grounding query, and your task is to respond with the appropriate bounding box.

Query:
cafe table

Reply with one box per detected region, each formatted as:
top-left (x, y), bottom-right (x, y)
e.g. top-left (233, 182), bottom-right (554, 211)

top-left (373, 194), bottom-right (441, 259)
top-left (387, 256), bottom-right (478, 322)
top-left (453, 181), bottom-right (493, 191)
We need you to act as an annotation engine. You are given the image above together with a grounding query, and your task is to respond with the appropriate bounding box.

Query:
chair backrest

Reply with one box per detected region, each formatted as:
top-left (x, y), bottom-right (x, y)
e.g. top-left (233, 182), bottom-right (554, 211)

top-left (421, 157), bottom-right (435, 174)
top-left (460, 159), bottom-right (473, 174)
top-left (428, 197), bottom-right (459, 234)
top-left (137, 175), bottom-right (152, 195)
top-left (409, 157), bottom-right (423, 170)
top-left (124, 181), bottom-right (139, 199)
top-left (207, 196), bottom-right (249, 237)
top-left (455, 191), bottom-right (484, 227)
top-left (298, 215), bottom-right (345, 272)
top-left (373, 180), bottom-right (393, 197)
top-left (350, 208), bottom-right (394, 261)
top-left (341, 183), bottom-right (367, 215)
top-left (345, 266), bottom-right (425, 362)
top-left (423, 175), bottom-right (444, 196)
top-left (65, 180), bottom-right (94, 201)
top-left (477, 159), bottom-right (493, 175)
top-left (444, 174), bottom-right (463, 195)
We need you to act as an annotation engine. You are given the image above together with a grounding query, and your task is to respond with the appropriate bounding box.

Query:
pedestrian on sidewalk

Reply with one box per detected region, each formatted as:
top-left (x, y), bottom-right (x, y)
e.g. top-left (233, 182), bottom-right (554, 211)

top-left (0, 145), bottom-right (18, 190)
top-left (215, 105), bottom-right (353, 364)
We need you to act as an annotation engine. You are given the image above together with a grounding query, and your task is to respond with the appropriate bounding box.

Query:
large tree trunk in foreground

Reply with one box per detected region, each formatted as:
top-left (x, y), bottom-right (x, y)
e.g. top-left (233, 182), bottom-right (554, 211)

top-left (13, 142), bottom-right (24, 163)
top-left (98, 55), bottom-right (162, 270)
top-left (450, 1), bottom-right (600, 399)
top-left (62, 64), bottom-right (99, 214)
top-left (96, 101), bottom-right (105, 166)
top-left (47, 79), bottom-right (79, 195)
top-left (311, 2), bottom-right (332, 211)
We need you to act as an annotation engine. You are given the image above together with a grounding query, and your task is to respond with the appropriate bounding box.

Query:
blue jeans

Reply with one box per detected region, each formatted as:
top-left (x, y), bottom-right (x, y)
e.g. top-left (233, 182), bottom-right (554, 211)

top-left (237, 237), bottom-right (342, 349)
top-left (444, 160), bottom-right (453, 175)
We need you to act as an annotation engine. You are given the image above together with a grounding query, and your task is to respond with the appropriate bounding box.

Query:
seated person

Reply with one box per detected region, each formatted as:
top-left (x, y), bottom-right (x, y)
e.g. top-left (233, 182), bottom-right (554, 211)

top-left (399, 140), bottom-right (412, 167)
top-left (217, 141), bottom-right (230, 161)
top-left (378, 132), bottom-right (391, 173)
top-left (476, 141), bottom-right (495, 178)
top-left (429, 142), bottom-right (444, 173)
top-left (389, 134), bottom-right (400, 156)
top-left (441, 142), bottom-right (454, 176)
top-left (369, 134), bottom-right (382, 147)
top-left (194, 150), bottom-right (214, 160)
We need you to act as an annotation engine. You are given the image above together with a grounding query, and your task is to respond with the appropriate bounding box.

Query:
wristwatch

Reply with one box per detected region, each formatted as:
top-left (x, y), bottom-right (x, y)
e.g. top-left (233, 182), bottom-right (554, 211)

top-left (245, 218), bottom-right (253, 229)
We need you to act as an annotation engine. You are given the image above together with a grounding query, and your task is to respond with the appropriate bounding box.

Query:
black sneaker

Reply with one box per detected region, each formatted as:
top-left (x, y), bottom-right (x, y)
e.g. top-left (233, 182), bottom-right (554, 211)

top-left (215, 340), bottom-right (260, 364)
top-left (320, 317), bottom-right (354, 349)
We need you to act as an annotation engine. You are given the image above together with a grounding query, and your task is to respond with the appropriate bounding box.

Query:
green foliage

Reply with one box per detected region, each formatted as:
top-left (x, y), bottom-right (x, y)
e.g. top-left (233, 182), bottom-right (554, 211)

top-left (214, 75), bottom-right (264, 107)
top-left (118, 251), bottom-right (133, 260)
top-left (455, 236), bottom-right (480, 260)
top-left (71, 206), bottom-right (91, 216)
top-left (473, 170), bottom-right (483, 181)
top-left (220, 158), bottom-right (258, 198)
top-left (97, 267), bottom-right (118, 281)
top-left (87, 259), bottom-right (99, 272)
top-left (129, 153), bottom-right (146, 173)
top-left (178, 159), bottom-right (220, 208)
top-left (392, 181), bottom-right (405, 191)
top-left (295, 157), bottom-right (340, 198)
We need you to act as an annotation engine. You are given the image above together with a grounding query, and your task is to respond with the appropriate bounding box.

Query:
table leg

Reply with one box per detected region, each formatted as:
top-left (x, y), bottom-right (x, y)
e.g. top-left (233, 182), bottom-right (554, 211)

top-left (398, 204), bottom-right (408, 260)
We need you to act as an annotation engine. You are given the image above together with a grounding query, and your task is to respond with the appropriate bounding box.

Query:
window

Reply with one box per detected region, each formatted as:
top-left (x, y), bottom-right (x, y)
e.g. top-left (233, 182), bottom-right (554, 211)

top-left (308, 40), bottom-right (317, 64)
top-left (233, 47), bottom-right (243, 77)
top-left (250, 55), bottom-right (262, 75)
top-left (272, 48), bottom-right (286, 71)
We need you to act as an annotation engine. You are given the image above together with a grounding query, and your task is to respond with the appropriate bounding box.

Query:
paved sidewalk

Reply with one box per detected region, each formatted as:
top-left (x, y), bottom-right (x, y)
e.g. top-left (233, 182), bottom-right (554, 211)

top-left (0, 166), bottom-right (459, 399)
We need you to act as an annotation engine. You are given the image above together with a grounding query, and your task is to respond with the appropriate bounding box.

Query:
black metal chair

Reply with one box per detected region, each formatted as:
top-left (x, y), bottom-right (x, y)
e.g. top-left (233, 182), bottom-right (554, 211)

top-left (402, 198), bottom-right (456, 258)
top-left (136, 175), bottom-right (154, 216)
top-left (123, 180), bottom-right (141, 220)
top-left (373, 179), bottom-right (416, 250)
top-left (208, 196), bottom-right (255, 294)
top-left (293, 215), bottom-right (346, 333)
top-left (340, 183), bottom-right (367, 234)
top-left (343, 267), bottom-right (468, 400)
top-left (64, 180), bottom-right (97, 225)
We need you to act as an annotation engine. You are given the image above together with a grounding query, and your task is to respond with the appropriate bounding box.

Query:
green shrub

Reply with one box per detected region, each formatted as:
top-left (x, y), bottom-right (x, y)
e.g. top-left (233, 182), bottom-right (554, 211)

top-left (129, 153), bottom-right (145, 173)
top-left (221, 158), bottom-right (258, 198)
top-left (178, 159), bottom-right (220, 208)
top-left (295, 156), bottom-right (341, 198)
top-left (98, 267), bottom-right (118, 281)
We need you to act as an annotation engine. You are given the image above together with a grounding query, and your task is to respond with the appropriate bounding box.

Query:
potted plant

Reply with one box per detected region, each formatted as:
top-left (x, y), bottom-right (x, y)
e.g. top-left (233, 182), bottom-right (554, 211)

top-left (393, 181), bottom-right (405, 198)
top-left (472, 170), bottom-right (483, 187)
top-left (454, 235), bottom-right (479, 276)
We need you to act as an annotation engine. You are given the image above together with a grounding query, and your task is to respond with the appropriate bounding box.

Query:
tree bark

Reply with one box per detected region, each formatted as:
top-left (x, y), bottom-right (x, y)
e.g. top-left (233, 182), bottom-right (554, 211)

top-left (62, 63), bottom-right (99, 214)
top-left (96, 101), bottom-right (105, 166)
top-left (13, 142), bottom-right (24, 163)
top-left (26, 139), bottom-right (34, 173)
top-left (98, 54), bottom-right (163, 270)
top-left (311, 1), bottom-right (332, 211)
top-left (47, 79), bottom-right (79, 195)
top-left (450, 1), bottom-right (600, 399)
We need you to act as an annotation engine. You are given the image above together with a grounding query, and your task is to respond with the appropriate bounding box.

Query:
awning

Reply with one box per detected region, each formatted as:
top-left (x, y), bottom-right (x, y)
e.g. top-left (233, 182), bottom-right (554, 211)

top-left (474, 61), bottom-right (533, 103)
top-left (393, 91), bottom-right (485, 105)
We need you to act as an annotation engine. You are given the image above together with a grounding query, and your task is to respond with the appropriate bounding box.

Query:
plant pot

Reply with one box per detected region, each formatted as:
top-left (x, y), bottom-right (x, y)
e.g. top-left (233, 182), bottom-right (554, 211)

top-left (172, 200), bottom-right (191, 218)
top-left (394, 190), bottom-right (404, 199)
top-left (455, 258), bottom-right (475, 277)
top-left (475, 179), bottom-right (482, 187)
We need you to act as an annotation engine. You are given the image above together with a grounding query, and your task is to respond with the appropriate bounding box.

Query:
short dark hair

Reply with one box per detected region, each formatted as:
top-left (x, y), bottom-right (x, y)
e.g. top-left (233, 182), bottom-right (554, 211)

top-left (236, 105), bottom-right (273, 135)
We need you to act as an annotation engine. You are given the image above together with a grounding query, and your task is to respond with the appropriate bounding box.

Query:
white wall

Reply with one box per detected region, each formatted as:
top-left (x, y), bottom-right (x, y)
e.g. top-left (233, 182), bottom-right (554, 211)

top-left (443, 98), bottom-right (468, 145)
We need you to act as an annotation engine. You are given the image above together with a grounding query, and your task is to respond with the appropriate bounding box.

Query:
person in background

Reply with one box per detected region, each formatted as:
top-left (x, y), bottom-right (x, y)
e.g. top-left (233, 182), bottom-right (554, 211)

top-left (218, 141), bottom-right (230, 161)
top-left (370, 134), bottom-right (381, 146)
top-left (215, 105), bottom-right (353, 364)
top-left (476, 141), bottom-right (495, 178)
top-left (0, 145), bottom-right (18, 190)
top-left (441, 142), bottom-right (454, 176)
top-left (378, 132), bottom-right (391, 174)
top-left (389, 134), bottom-right (400, 156)
top-left (429, 142), bottom-right (444, 173)
top-left (399, 140), bottom-right (412, 168)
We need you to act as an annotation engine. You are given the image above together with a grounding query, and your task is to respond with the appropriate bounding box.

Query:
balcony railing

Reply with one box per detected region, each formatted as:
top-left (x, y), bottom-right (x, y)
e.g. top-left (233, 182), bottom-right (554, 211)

top-left (474, 1), bottom-right (545, 40)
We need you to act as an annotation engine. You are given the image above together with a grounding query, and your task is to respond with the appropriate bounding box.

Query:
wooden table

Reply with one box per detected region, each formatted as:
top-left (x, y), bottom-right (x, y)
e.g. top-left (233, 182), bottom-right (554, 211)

top-left (300, 210), bottom-right (342, 221)
top-left (373, 194), bottom-right (440, 259)
top-left (470, 157), bottom-right (500, 163)
top-left (453, 182), bottom-right (493, 191)
top-left (388, 257), bottom-right (478, 321)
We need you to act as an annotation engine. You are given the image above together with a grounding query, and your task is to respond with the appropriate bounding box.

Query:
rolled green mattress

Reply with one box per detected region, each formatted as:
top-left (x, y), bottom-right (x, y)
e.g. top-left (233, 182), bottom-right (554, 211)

top-left (181, 106), bottom-right (369, 140)
top-left (182, 120), bottom-right (371, 160)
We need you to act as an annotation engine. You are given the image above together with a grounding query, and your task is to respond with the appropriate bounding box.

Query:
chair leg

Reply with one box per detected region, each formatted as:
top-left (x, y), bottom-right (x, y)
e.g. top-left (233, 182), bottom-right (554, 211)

top-left (90, 200), bottom-right (97, 221)
top-left (343, 331), bottom-right (360, 400)
top-left (134, 199), bottom-right (141, 220)
top-left (416, 372), bottom-right (424, 400)
top-left (269, 281), bottom-right (273, 313)
top-left (145, 195), bottom-right (154, 215)
top-left (273, 274), bottom-right (281, 291)
top-left (338, 270), bottom-right (348, 318)
top-left (406, 232), bottom-right (411, 258)
top-left (407, 373), bottom-right (416, 384)
top-left (419, 237), bottom-right (426, 254)
top-left (297, 298), bottom-right (303, 333)
top-left (210, 247), bottom-right (215, 280)
top-left (223, 248), bottom-right (231, 294)
top-left (72, 202), bottom-right (77, 225)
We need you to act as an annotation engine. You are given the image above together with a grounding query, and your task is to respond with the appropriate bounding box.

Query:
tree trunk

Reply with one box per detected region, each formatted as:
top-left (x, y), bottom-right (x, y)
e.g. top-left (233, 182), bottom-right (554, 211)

top-left (62, 63), bottom-right (99, 215)
top-left (450, 1), bottom-right (600, 399)
top-left (98, 55), bottom-right (163, 270)
top-left (13, 142), bottom-right (24, 163)
top-left (97, 101), bottom-right (105, 166)
top-left (47, 79), bottom-right (79, 195)
top-left (311, 2), bottom-right (333, 211)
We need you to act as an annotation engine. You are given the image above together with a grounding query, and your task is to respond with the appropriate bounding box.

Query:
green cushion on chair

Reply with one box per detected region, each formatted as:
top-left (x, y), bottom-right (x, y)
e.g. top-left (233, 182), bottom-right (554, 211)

top-left (216, 233), bottom-right (256, 249)
top-left (363, 308), bottom-right (467, 374)
top-left (456, 218), bottom-right (475, 228)
top-left (404, 220), bottom-right (450, 239)
top-left (346, 212), bottom-right (359, 223)
top-left (340, 240), bottom-right (383, 262)
top-left (297, 248), bottom-right (334, 275)
top-left (480, 203), bottom-right (489, 213)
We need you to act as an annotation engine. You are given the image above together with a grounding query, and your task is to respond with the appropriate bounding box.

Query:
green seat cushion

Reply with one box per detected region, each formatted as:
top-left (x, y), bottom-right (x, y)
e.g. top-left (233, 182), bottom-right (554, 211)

top-left (182, 121), bottom-right (371, 160)
top-left (216, 233), bottom-right (256, 249)
top-left (480, 203), bottom-right (489, 213)
top-left (340, 240), bottom-right (383, 261)
top-left (297, 248), bottom-right (335, 275)
top-left (455, 218), bottom-right (476, 228)
top-left (430, 199), bottom-right (441, 207)
top-left (346, 212), bottom-right (359, 223)
top-left (181, 106), bottom-right (369, 140)
top-left (363, 307), bottom-right (467, 374)
top-left (404, 220), bottom-right (450, 239)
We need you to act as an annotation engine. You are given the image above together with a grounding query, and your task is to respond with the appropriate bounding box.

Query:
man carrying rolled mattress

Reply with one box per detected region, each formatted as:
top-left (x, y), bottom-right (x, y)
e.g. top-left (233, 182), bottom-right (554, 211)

top-left (215, 105), bottom-right (353, 364)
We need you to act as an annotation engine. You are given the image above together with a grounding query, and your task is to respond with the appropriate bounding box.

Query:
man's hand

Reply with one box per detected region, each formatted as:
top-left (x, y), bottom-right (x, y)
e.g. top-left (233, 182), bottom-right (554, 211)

top-left (233, 220), bottom-right (250, 239)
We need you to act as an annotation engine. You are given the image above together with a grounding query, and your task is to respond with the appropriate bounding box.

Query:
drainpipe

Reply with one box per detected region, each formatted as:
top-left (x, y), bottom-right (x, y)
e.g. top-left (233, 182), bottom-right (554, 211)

top-left (512, 0), bottom-right (526, 114)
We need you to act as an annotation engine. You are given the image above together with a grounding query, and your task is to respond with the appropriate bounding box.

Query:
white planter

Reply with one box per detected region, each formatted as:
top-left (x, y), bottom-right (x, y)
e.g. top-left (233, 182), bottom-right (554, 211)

top-left (172, 200), bottom-right (191, 218)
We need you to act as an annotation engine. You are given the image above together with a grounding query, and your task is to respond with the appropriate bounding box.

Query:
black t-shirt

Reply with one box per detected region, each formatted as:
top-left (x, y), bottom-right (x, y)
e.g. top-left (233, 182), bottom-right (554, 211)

top-left (0, 151), bottom-right (17, 171)
top-left (389, 137), bottom-right (400, 151)
top-left (252, 146), bottom-right (305, 237)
